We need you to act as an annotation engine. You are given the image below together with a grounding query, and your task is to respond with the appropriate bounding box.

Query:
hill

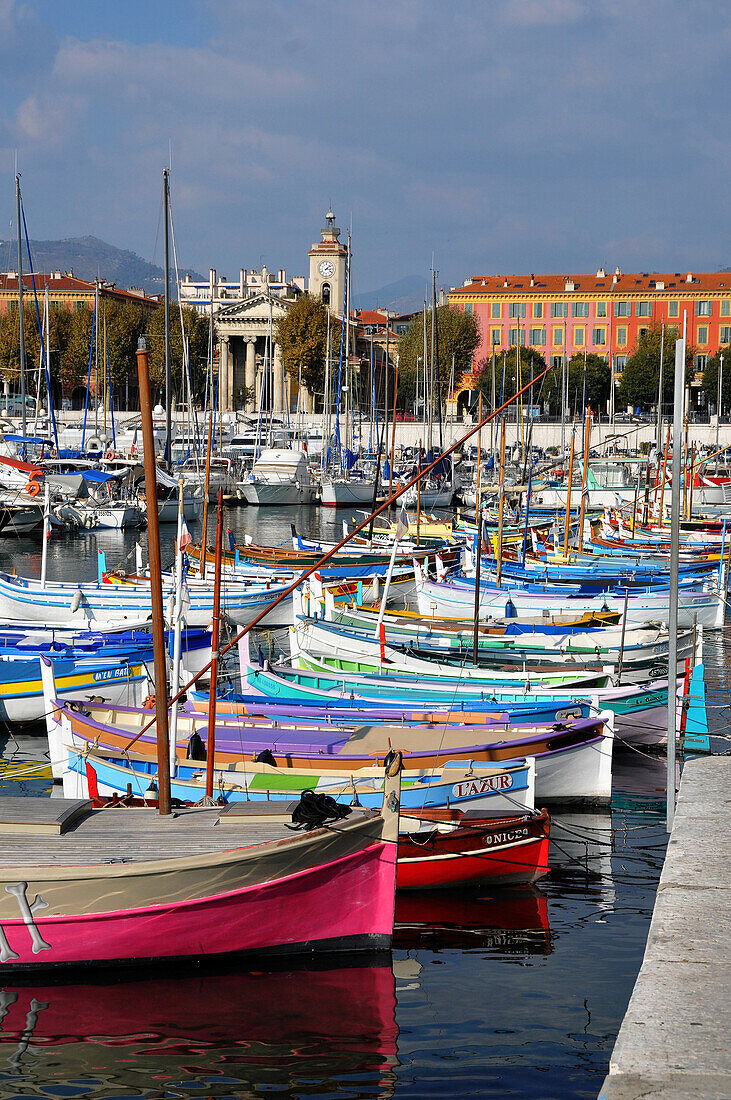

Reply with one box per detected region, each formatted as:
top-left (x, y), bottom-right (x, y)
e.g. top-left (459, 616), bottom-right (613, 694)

top-left (0, 235), bottom-right (204, 295)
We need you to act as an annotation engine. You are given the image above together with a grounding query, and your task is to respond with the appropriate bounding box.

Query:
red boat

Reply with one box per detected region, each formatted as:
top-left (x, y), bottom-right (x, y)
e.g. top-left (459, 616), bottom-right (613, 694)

top-left (396, 808), bottom-right (550, 890)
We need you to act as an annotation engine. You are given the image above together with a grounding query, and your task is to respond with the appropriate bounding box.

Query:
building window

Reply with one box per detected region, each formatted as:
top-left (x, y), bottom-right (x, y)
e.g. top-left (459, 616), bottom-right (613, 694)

top-left (695, 354), bottom-right (709, 370)
top-left (491, 328), bottom-right (501, 345)
top-left (695, 301), bottom-right (712, 316)
top-left (74, 300), bottom-right (87, 312)
top-left (553, 327), bottom-right (563, 345)
top-left (638, 327), bottom-right (649, 339)
top-left (491, 302), bottom-right (501, 318)
top-left (637, 301), bottom-right (652, 317)
top-left (614, 355), bottom-right (628, 373)
top-left (697, 326), bottom-right (709, 344)
top-left (551, 302), bottom-right (568, 318)
top-left (529, 328), bottom-right (545, 346)
top-left (551, 356), bottom-right (563, 369)
top-left (508, 329), bottom-right (526, 346)
top-left (596, 301), bottom-right (607, 317)
top-left (464, 303), bottom-right (473, 316)
top-left (614, 301), bottom-right (630, 317)
top-left (574, 328), bottom-right (585, 346)
top-left (533, 302), bottom-right (543, 318)
top-left (616, 326), bottom-right (628, 346)
top-left (668, 301), bottom-right (679, 317)
top-left (321, 282), bottom-right (331, 306)
top-left (721, 301), bottom-right (730, 317)
top-left (509, 302), bottom-right (526, 318)
top-left (593, 328), bottom-right (606, 346)
top-left (572, 302), bottom-right (589, 318)
top-left (720, 327), bottom-right (731, 344)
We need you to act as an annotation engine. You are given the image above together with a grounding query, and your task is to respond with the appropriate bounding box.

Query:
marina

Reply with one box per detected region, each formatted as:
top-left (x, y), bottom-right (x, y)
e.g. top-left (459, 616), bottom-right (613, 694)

top-left (0, 4), bottom-right (727, 1092)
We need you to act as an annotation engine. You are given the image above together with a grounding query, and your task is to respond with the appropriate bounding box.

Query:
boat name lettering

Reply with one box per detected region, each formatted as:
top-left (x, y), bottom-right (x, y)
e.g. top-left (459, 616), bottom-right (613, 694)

top-left (483, 827), bottom-right (529, 846)
top-left (93, 668), bottom-right (127, 682)
top-left (0, 882), bottom-right (51, 963)
top-left (452, 774), bottom-right (514, 798)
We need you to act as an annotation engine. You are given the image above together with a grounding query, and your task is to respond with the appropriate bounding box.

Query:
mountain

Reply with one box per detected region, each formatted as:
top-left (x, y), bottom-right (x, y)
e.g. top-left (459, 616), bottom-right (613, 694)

top-left (0, 235), bottom-right (204, 295)
top-left (354, 276), bottom-right (429, 315)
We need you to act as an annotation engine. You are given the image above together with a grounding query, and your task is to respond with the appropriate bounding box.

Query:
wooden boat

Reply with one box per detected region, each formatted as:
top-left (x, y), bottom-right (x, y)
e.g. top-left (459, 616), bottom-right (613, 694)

top-left (0, 770), bottom-right (401, 970)
top-left (397, 807), bottom-right (550, 890)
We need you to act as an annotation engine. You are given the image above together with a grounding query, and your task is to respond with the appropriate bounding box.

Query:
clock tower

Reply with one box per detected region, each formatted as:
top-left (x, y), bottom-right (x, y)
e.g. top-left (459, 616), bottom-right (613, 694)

top-left (308, 209), bottom-right (348, 314)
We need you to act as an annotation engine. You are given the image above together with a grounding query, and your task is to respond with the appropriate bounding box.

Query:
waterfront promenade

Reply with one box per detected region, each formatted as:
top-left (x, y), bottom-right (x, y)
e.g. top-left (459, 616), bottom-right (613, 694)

top-left (599, 756), bottom-right (731, 1099)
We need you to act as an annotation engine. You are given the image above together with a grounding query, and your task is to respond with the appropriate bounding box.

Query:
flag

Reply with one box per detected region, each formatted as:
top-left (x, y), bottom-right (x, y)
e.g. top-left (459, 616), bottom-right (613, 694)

top-left (179, 518), bottom-right (192, 553)
top-left (395, 504), bottom-right (409, 541)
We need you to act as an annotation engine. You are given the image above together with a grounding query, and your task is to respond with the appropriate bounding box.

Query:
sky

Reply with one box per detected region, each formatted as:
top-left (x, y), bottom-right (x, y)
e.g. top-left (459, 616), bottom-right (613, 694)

top-left (0, 0), bottom-right (728, 301)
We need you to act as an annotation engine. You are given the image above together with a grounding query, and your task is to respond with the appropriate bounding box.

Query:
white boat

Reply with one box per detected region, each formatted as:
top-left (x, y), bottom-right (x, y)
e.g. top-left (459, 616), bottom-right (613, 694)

top-left (242, 448), bottom-right (316, 506)
top-left (321, 475), bottom-right (378, 507)
top-left (413, 564), bottom-right (725, 630)
top-left (52, 501), bottom-right (146, 530)
top-left (0, 570), bottom-right (294, 629)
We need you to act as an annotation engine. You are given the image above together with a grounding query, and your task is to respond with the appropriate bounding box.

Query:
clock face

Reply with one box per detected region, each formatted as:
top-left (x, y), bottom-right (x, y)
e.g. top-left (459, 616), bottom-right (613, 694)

top-left (318, 259), bottom-right (335, 278)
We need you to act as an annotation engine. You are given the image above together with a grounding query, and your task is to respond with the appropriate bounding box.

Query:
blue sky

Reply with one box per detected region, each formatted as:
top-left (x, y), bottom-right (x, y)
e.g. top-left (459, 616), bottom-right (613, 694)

top-left (0, 0), bottom-right (728, 300)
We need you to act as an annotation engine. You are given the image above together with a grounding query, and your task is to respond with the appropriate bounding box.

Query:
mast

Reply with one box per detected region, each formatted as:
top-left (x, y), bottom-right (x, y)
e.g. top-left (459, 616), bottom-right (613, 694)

top-left (163, 167), bottom-right (172, 466)
top-left (136, 336), bottom-right (171, 816)
top-left (432, 264), bottom-right (443, 452)
top-left (16, 175), bottom-right (26, 436)
top-left (205, 487), bottom-right (224, 802)
top-left (667, 313), bottom-right (686, 832)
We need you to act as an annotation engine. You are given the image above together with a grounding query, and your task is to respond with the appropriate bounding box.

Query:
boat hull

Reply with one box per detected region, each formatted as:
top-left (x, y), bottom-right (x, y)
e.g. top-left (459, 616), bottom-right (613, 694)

top-left (0, 842), bottom-right (395, 969)
top-left (397, 811), bottom-right (550, 890)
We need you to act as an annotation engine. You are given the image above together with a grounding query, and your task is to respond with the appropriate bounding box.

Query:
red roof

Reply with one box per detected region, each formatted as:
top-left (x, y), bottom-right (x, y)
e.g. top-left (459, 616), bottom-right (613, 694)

top-left (451, 271), bottom-right (731, 296)
top-left (0, 273), bottom-right (158, 305)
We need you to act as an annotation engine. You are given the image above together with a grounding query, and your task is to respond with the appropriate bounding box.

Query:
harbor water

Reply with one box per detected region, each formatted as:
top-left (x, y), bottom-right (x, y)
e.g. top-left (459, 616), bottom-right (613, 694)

top-left (0, 504), bottom-right (718, 1099)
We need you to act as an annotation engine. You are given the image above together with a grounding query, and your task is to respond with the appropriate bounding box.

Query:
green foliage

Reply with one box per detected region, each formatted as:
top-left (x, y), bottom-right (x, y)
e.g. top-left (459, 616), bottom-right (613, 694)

top-left (275, 294), bottom-right (329, 398)
top-left (397, 305), bottom-right (480, 408)
top-left (474, 346), bottom-right (552, 411)
top-left (699, 345), bottom-right (731, 415)
top-left (145, 303), bottom-right (209, 398)
top-left (617, 325), bottom-right (693, 411)
top-left (566, 353), bottom-right (611, 414)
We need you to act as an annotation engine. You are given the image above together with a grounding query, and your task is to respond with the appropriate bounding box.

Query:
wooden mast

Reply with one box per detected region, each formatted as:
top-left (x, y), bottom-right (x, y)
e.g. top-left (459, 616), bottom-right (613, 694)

top-left (577, 408), bottom-right (591, 552)
top-left (563, 430), bottom-right (576, 554)
top-left (204, 487), bottom-right (225, 802)
top-left (136, 336), bottom-right (171, 815)
top-left (199, 413), bottom-right (213, 579)
top-left (496, 418), bottom-right (506, 586)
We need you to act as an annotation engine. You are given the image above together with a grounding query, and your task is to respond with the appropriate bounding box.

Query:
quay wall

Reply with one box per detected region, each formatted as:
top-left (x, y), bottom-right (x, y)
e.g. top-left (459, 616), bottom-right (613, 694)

top-left (50, 411), bottom-right (731, 454)
top-left (599, 756), bottom-right (731, 1099)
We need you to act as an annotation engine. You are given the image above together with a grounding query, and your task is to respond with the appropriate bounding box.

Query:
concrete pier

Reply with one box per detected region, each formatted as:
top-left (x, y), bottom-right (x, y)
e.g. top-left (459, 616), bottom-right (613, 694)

top-left (599, 756), bottom-right (731, 1099)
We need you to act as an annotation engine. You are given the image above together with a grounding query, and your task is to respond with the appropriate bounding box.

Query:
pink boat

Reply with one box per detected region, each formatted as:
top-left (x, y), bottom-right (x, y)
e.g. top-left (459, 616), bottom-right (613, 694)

top-left (0, 768), bottom-right (400, 970)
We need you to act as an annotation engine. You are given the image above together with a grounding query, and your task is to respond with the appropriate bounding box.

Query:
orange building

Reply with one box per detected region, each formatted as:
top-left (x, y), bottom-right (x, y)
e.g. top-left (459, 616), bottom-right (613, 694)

top-left (0, 271), bottom-right (159, 316)
top-left (448, 268), bottom-right (731, 409)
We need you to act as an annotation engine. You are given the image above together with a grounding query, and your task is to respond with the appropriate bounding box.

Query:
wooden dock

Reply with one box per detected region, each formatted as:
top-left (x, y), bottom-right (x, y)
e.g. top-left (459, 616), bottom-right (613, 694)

top-left (599, 756), bottom-right (731, 1099)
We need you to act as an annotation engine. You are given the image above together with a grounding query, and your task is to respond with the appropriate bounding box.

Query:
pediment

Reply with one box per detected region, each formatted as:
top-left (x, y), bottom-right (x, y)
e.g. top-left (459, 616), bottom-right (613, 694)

top-left (215, 293), bottom-right (292, 325)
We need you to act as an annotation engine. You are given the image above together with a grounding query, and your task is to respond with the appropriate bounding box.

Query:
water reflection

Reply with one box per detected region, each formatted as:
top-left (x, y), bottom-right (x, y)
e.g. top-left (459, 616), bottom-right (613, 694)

top-left (0, 957), bottom-right (398, 1099)
top-left (394, 888), bottom-right (551, 956)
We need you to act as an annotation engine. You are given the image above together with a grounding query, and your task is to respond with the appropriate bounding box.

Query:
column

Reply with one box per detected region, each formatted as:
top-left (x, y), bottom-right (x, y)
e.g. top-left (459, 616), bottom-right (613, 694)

top-left (245, 338), bottom-right (256, 412)
top-left (219, 335), bottom-right (231, 411)
top-left (300, 381), bottom-right (312, 414)
top-left (273, 343), bottom-right (284, 413)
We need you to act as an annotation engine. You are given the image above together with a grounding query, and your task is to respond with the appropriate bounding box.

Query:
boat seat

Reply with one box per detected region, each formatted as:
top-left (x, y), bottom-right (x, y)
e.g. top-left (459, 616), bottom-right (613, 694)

top-left (218, 800), bottom-right (299, 823)
top-left (0, 796), bottom-right (92, 835)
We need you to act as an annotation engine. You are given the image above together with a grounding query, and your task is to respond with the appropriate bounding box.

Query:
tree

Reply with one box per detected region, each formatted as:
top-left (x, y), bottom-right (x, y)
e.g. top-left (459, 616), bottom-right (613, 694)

top-left (617, 325), bottom-right (693, 412)
top-left (275, 294), bottom-right (329, 399)
top-left (566, 353), bottom-right (611, 415)
top-left (700, 346), bottom-right (731, 415)
top-left (397, 305), bottom-right (480, 411)
top-left (145, 303), bottom-right (209, 403)
top-left (474, 346), bottom-right (550, 412)
top-left (101, 300), bottom-right (146, 388)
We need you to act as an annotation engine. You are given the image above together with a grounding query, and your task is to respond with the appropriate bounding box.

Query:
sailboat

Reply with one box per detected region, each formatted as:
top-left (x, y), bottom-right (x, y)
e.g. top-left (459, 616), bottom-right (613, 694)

top-left (320, 232), bottom-right (378, 507)
top-left (0, 334), bottom-right (401, 971)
